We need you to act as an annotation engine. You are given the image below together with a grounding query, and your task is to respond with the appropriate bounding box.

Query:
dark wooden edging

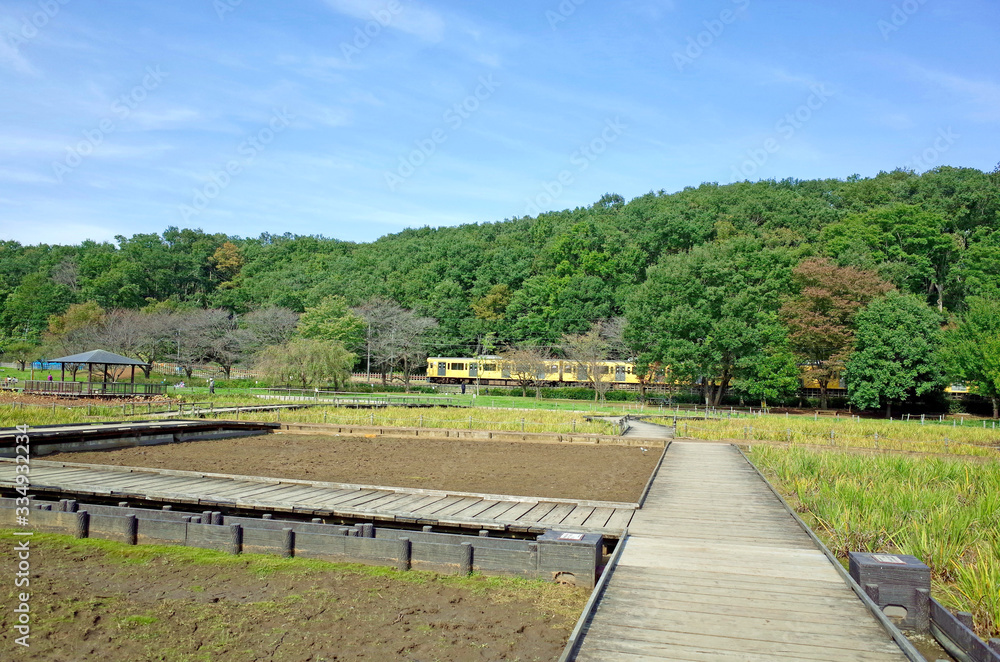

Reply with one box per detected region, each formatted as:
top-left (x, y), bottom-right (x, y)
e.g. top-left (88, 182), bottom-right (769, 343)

top-left (636, 441), bottom-right (670, 508)
top-left (734, 446), bottom-right (926, 662)
top-left (0, 498), bottom-right (602, 588)
top-left (557, 528), bottom-right (630, 662)
top-left (930, 598), bottom-right (1000, 662)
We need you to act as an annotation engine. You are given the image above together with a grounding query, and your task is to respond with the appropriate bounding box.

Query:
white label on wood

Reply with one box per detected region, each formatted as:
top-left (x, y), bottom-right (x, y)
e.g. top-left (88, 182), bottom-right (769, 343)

top-left (871, 554), bottom-right (906, 565)
top-left (559, 533), bottom-right (585, 541)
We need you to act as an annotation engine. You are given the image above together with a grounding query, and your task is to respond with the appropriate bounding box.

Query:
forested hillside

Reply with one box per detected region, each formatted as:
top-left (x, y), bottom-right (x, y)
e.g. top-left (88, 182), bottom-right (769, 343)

top-left (3, 166), bottom-right (999, 412)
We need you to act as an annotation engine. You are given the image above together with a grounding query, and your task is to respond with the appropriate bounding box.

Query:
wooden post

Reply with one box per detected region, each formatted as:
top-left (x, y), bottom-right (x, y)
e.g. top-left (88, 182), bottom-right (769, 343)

top-left (228, 524), bottom-right (243, 555)
top-left (282, 528), bottom-right (294, 558)
top-left (397, 537), bottom-right (411, 571)
top-left (460, 542), bottom-right (473, 576)
top-left (125, 514), bottom-right (138, 545)
top-left (75, 511), bottom-right (89, 539)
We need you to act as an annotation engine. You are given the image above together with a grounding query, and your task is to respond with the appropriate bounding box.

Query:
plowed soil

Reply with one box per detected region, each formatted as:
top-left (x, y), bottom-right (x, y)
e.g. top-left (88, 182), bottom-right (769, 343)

top-left (0, 533), bottom-right (587, 661)
top-left (47, 433), bottom-right (659, 502)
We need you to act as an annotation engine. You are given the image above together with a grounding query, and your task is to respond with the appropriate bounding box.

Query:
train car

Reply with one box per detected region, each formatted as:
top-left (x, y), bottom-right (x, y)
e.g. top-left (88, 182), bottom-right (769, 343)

top-left (426, 356), bottom-right (969, 397)
top-left (426, 356), bottom-right (669, 388)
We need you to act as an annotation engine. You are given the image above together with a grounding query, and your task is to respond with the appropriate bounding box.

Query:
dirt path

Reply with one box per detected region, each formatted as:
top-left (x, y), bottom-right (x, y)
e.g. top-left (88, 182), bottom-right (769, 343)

top-left (0, 533), bottom-right (586, 661)
top-left (47, 432), bottom-right (659, 502)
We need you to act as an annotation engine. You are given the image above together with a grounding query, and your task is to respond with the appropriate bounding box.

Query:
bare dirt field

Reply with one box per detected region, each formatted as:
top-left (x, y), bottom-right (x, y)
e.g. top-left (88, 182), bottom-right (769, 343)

top-left (0, 532), bottom-right (587, 661)
top-left (48, 433), bottom-right (660, 502)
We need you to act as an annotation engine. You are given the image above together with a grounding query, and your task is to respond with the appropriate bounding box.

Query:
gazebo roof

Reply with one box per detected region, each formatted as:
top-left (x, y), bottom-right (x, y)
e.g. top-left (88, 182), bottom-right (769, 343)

top-left (49, 349), bottom-right (149, 366)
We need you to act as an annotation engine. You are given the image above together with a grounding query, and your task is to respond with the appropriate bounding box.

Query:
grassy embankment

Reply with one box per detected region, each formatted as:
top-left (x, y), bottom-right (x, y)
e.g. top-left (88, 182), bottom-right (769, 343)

top-left (680, 413), bottom-right (1000, 458)
top-left (748, 445), bottom-right (999, 640)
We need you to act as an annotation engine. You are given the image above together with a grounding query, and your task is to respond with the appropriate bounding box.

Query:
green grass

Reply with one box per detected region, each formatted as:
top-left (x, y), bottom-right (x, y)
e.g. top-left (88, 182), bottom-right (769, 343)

top-left (747, 446), bottom-right (1000, 639)
top-left (681, 413), bottom-right (1000, 458)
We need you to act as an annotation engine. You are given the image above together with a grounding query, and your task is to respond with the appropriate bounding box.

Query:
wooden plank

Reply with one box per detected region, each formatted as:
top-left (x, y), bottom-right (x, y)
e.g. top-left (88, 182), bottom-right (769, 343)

top-left (385, 494), bottom-right (450, 513)
top-left (407, 496), bottom-right (467, 516)
top-left (470, 500), bottom-right (519, 521)
top-left (559, 506), bottom-right (595, 527)
top-left (491, 500), bottom-right (538, 522)
top-left (431, 497), bottom-right (485, 517)
top-left (513, 502), bottom-right (559, 523)
top-left (537, 503), bottom-right (576, 525)
top-left (317, 490), bottom-right (389, 508)
top-left (580, 506), bottom-right (616, 529)
top-left (448, 499), bottom-right (507, 519)
top-left (602, 508), bottom-right (634, 531)
top-left (351, 492), bottom-right (413, 511)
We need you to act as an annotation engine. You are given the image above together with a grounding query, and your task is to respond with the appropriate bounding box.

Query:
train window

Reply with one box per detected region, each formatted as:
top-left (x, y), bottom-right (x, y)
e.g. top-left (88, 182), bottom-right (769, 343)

top-left (449, 363), bottom-right (466, 371)
top-left (482, 363), bottom-right (496, 372)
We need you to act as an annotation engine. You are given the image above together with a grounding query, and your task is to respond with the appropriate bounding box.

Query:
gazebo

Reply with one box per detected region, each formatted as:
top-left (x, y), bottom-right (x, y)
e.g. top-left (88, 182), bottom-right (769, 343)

top-left (24, 349), bottom-right (165, 398)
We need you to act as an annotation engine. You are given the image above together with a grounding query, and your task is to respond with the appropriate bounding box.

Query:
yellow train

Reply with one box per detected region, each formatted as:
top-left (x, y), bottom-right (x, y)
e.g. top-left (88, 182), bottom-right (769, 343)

top-left (426, 356), bottom-right (667, 387)
top-left (427, 357), bottom-right (969, 395)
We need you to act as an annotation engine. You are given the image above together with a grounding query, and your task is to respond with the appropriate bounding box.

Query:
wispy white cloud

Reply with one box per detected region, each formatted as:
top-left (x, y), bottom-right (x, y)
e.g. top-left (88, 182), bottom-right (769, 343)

top-left (0, 37), bottom-right (35, 75)
top-left (902, 63), bottom-right (1000, 122)
top-left (0, 167), bottom-right (54, 184)
top-left (323, 0), bottom-right (446, 42)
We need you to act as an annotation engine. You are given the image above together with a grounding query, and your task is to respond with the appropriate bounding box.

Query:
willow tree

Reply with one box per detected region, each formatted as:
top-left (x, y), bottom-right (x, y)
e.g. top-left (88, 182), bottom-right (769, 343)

top-left (256, 338), bottom-right (354, 390)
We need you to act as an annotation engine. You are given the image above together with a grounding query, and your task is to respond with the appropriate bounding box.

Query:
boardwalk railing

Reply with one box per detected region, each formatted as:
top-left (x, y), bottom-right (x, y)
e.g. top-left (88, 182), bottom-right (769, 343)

top-left (22, 380), bottom-right (167, 397)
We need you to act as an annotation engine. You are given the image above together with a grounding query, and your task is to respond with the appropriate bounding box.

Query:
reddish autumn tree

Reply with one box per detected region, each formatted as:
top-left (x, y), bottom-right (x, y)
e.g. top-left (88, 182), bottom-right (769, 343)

top-left (779, 258), bottom-right (892, 408)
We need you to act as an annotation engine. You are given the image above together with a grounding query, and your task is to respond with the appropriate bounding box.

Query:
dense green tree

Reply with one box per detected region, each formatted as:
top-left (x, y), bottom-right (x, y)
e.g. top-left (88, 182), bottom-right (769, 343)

top-left (1, 272), bottom-right (76, 339)
top-left (2, 339), bottom-right (40, 370)
top-left (297, 296), bottom-right (365, 351)
top-left (625, 238), bottom-right (799, 405)
top-left (940, 297), bottom-right (1000, 419)
top-left (821, 204), bottom-right (954, 310)
top-left (845, 292), bottom-right (943, 417)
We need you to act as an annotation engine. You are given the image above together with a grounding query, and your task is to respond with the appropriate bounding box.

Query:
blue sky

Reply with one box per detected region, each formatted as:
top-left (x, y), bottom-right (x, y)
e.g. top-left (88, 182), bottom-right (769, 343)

top-left (1, 0), bottom-right (997, 246)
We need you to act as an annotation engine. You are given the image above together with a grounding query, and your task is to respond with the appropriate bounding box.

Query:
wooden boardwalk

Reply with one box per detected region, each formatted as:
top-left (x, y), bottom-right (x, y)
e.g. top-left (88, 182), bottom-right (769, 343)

top-left (0, 459), bottom-right (635, 537)
top-left (572, 442), bottom-right (909, 661)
